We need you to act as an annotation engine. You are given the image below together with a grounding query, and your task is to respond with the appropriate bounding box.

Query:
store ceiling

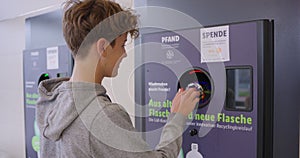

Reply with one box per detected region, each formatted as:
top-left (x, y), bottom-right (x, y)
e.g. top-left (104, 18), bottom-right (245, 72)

top-left (0, 0), bottom-right (133, 22)
top-left (0, 0), bottom-right (64, 21)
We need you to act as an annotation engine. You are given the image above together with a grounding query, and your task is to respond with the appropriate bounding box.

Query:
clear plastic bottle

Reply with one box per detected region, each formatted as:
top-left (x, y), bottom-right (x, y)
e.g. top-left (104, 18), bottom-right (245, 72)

top-left (186, 143), bottom-right (203, 158)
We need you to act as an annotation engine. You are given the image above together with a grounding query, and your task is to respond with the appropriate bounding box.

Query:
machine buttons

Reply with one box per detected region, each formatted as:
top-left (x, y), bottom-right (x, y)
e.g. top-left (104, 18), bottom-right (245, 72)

top-left (189, 128), bottom-right (198, 136)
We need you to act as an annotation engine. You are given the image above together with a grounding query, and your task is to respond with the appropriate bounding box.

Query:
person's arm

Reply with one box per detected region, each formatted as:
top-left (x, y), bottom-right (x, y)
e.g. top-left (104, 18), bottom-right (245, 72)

top-left (89, 88), bottom-right (199, 158)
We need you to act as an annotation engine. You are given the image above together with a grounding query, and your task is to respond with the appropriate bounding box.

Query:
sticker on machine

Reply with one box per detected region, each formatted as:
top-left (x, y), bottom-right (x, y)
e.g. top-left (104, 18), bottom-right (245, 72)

top-left (46, 47), bottom-right (59, 70)
top-left (200, 25), bottom-right (230, 63)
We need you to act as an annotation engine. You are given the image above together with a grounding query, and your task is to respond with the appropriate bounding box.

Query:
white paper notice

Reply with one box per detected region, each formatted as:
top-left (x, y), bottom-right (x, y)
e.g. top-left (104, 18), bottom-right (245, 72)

top-left (200, 25), bottom-right (230, 63)
top-left (47, 47), bottom-right (59, 70)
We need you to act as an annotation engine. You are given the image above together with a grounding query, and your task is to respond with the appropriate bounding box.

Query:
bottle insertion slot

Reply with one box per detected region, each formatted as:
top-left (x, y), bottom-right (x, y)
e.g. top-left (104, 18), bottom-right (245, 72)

top-left (178, 68), bottom-right (213, 108)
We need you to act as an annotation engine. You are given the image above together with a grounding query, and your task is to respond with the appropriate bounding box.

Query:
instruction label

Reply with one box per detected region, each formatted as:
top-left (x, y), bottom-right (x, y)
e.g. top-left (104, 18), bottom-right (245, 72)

top-left (47, 47), bottom-right (59, 70)
top-left (200, 25), bottom-right (230, 63)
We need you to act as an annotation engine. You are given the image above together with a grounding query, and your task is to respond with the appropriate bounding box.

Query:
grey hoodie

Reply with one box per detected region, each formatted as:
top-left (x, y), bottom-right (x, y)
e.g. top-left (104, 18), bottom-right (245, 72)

top-left (36, 78), bottom-right (187, 158)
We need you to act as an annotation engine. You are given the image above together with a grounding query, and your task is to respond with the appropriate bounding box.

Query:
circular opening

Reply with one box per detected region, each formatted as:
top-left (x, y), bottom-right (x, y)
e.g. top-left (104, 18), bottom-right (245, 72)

top-left (177, 67), bottom-right (213, 108)
top-left (38, 73), bottom-right (50, 85)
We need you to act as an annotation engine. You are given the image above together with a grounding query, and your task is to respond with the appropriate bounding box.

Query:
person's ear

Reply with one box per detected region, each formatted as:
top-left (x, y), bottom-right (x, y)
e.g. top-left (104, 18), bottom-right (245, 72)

top-left (96, 38), bottom-right (108, 57)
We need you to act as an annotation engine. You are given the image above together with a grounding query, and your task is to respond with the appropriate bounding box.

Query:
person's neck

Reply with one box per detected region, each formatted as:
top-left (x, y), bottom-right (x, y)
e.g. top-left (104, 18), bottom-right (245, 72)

top-left (70, 61), bottom-right (103, 84)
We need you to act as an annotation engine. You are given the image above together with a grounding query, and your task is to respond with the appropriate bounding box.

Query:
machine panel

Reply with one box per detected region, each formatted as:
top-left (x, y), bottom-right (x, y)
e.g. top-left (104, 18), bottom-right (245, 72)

top-left (136, 20), bottom-right (273, 158)
top-left (23, 45), bottom-right (73, 158)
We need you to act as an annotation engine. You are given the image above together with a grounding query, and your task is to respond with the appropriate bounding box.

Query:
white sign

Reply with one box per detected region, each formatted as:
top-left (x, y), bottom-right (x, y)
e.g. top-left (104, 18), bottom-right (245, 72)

top-left (200, 25), bottom-right (230, 63)
top-left (30, 51), bottom-right (39, 56)
top-left (47, 47), bottom-right (59, 70)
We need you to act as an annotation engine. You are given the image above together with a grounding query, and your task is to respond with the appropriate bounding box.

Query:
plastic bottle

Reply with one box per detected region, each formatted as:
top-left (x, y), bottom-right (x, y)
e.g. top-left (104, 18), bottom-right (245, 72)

top-left (186, 143), bottom-right (203, 158)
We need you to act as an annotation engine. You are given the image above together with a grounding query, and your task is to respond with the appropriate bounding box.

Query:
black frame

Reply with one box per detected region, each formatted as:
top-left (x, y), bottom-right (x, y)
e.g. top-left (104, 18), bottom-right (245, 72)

top-left (256, 20), bottom-right (274, 158)
top-left (224, 65), bottom-right (253, 112)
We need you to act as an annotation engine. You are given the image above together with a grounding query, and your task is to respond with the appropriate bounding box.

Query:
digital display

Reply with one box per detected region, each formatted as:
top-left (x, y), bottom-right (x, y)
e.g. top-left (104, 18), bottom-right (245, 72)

top-left (225, 67), bottom-right (252, 111)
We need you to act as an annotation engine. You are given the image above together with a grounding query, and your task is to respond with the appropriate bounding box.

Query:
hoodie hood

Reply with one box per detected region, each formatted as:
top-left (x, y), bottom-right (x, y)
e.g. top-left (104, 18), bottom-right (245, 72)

top-left (36, 78), bottom-right (108, 141)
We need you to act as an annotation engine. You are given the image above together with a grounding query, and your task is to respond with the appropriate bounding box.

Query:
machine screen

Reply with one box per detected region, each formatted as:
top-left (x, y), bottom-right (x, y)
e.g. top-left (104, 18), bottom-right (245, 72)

top-left (225, 67), bottom-right (252, 111)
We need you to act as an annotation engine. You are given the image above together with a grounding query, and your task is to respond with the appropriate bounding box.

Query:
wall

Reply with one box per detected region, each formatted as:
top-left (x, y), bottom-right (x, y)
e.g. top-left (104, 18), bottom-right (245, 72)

top-left (136, 0), bottom-right (300, 157)
top-left (0, 0), bottom-right (64, 21)
top-left (0, 17), bottom-right (26, 158)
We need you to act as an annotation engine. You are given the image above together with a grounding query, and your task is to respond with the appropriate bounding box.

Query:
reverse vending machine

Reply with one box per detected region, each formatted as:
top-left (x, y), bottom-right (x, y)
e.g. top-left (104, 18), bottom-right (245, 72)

top-left (23, 45), bottom-right (73, 158)
top-left (135, 20), bottom-right (273, 158)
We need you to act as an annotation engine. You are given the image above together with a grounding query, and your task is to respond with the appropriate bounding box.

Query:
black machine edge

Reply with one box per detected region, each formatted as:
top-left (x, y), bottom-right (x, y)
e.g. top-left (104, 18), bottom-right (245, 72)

top-left (256, 19), bottom-right (274, 158)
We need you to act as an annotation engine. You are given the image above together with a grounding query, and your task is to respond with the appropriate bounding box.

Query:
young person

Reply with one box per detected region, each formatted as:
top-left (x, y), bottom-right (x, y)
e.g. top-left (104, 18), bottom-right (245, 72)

top-left (36, 0), bottom-right (200, 157)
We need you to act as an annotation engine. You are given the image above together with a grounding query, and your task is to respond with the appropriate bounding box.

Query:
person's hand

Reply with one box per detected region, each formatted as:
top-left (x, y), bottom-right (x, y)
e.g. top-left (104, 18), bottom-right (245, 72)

top-left (171, 88), bottom-right (200, 116)
top-left (171, 88), bottom-right (184, 114)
